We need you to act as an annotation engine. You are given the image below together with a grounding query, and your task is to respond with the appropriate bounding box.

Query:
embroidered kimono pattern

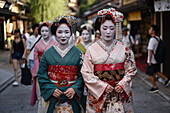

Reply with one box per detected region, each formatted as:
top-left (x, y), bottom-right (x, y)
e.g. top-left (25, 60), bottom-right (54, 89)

top-left (81, 40), bottom-right (137, 113)
top-left (30, 38), bottom-right (58, 106)
top-left (37, 45), bottom-right (84, 113)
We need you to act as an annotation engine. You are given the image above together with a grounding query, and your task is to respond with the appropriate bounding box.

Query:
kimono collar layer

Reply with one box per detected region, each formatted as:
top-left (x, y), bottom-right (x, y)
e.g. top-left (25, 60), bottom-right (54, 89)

top-left (42, 37), bottom-right (52, 46)
top-left (53, 44), bottom-right (73, 57)
top-left (97, 39), bottom-right (117, 53)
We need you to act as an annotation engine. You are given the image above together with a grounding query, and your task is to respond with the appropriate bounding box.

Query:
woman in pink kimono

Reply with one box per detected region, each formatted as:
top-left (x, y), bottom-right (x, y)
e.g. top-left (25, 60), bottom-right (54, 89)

top-left (30, 22), bottom-right (58, 106)
top-left (81, 8), bottom-right (137, 113)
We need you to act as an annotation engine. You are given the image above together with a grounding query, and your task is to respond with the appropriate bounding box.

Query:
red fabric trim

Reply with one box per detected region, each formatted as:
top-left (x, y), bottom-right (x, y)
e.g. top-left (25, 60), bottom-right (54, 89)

top-left (94, 63), bottom-right (124, 71)
top-left (38, 52), bottom-right (44, 57)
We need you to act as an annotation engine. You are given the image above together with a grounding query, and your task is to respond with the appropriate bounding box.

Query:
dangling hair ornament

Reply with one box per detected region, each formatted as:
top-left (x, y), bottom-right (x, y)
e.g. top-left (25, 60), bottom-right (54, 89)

top-left (98, 8), bottom-right (124, 40)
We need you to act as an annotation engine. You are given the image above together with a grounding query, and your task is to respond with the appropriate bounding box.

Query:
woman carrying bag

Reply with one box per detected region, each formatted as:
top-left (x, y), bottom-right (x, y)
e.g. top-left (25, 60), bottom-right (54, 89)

top-left (9, 28), bottom-right (26, 86)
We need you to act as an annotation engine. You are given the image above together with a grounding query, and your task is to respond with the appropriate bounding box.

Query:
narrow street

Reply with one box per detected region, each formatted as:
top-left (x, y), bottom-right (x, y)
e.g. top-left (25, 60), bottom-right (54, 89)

top-left (0, 73), bottom-right (170, 113)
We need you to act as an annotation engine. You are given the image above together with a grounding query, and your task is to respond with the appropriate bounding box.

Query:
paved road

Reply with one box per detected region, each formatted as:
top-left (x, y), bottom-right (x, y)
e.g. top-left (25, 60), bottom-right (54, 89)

top-left (0, 73), bottom-right (170, 113)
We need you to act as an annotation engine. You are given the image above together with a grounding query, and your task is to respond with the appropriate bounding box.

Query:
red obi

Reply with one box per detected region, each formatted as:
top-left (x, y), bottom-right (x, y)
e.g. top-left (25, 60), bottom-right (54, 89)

top-left (94, 63), bottom-right (125, 86)
top-left (94, 63), bottom-right (124, 71)
top-left (48, 65), bottom-right (78, 87)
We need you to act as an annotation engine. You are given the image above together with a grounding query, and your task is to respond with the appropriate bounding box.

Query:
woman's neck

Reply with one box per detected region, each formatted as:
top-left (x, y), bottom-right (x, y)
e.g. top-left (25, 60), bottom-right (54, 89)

top-left (58, 43), bottom-right (69, 51)
top-left (102, 39), bottom-right (113, 47)
top-left (43, 37), bottom-right (50, 42)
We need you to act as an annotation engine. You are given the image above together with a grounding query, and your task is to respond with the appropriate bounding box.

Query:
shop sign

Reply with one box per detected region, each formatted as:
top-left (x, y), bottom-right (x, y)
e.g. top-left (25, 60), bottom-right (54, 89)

top-left (128, 11), bottom-right (141, 21)
top-left (123, 0), bottom-right (136, 5)
top-left (154, 0), bottom-right (170, 12)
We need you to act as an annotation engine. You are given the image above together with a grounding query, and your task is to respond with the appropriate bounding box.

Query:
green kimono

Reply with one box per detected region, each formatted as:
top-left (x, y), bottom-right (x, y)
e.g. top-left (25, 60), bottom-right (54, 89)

top-left (37, 45), bottom-right (84, 113)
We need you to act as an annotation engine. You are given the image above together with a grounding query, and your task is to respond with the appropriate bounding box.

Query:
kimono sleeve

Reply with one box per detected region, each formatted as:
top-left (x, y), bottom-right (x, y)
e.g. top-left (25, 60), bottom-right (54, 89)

top-left (31, 44), bottom-right (39, 78)
top-left (81, 48), bottom-right (108, 100)
top-left (71, 52), bottom-right (84, 99)
top-left (117, 47), bottom-right (137, 96)
top-left (37, 53), bottom-right (58, 101)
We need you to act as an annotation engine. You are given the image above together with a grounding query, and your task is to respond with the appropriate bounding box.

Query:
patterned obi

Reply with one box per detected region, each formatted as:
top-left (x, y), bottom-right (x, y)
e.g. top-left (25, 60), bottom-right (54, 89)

top-left (38, 52), bottom-right (44, 61)
top-left (94, 63), bottom-right (125, 86)
top-left (48, 65), bottom-right (78, 87)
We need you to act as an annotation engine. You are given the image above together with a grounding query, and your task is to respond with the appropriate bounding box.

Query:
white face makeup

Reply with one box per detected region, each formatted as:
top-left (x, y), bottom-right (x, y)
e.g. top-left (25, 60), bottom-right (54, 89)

top-left (100, 20), bottom-right (115, 42)
top-left (41, 26), bottom-right (49, 39)
top-left (56, 24), bottom-right (71, 45)
top-left (81, 30), bottom-right (90, 42)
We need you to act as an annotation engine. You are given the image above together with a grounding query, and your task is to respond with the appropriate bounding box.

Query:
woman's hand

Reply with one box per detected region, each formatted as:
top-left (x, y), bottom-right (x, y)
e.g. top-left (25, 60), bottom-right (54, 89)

top-left (105, 85), bottom-right (114, 93)
top-left (52, 88), bottom-right (63, 98)
top-left (64, 88), bottom-right (75, 99)
top-left (115, 85), bottom-right (124, 93)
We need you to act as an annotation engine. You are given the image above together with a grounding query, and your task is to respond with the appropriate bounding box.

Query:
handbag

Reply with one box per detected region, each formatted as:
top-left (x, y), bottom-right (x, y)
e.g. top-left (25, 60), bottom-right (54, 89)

top-left (56, 98), bottom-right (73, 113)
top-left (21, 60), bottom-right (32, 85)
top-left (106, 95), bottom-right (124, 113)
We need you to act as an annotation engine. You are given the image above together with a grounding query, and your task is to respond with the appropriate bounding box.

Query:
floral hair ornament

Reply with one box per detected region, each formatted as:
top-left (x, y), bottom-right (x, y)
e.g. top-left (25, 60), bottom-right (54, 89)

top-left (80, 23), bottom-right (93, 32)
top-left (98, 8), bottom-right (124, 40)
top-left (53, 16), bottom-right (78, 35)
top-left (39, 21), bottom-right (52, 27)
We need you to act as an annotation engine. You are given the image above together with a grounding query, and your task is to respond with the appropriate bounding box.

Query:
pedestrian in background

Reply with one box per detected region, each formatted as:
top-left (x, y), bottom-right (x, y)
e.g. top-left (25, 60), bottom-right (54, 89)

top-left (94, 30), bottom-right (101, 42)
top-left (122, 27), bottom-right (135, 53)
top-left (9, 28), bottom-right (26, 86)
top-left (23, 23), bottom-right (40, 69)
top-left (145, 25), bottom-right (170, 93)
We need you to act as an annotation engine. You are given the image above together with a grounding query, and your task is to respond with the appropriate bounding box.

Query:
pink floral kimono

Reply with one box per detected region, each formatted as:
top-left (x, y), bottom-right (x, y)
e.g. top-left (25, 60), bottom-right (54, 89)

top-left (30, 38), bottom-right (58, 106)
top-left (81, 40), bottom-right (137, 113)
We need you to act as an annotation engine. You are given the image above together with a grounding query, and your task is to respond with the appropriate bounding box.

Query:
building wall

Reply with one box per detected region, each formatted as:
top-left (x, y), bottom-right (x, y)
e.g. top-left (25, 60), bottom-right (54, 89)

top-left (163, 11), bottom-right (170, 78)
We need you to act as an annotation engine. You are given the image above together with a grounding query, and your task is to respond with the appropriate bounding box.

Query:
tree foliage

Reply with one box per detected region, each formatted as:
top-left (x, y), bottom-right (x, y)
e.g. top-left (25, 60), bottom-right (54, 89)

top-left (79, 0), bottom-right (98, 16)
top-left (28, 0), bottom-right (69, 23)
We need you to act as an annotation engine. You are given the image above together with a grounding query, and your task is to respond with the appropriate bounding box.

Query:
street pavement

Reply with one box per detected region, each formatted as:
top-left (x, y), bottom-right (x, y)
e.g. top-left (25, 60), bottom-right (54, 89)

top-left (0, 50), bottom-right (170, 113)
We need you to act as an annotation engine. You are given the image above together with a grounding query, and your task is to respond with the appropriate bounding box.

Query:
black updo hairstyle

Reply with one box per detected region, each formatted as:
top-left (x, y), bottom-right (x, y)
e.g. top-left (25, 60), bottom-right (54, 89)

top-left (94, 14), bottom-right (115, 32)
top-left (51, 18), bottom-right (72, 35)
top-left (38, 23), bottom-right (49, 35)
top-left (80, 25), bottom-right (89, 36)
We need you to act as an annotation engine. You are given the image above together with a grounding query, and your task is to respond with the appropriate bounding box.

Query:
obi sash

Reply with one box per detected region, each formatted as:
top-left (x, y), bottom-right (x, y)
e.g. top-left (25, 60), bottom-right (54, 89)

top-left (48, 65), bottom-right (78, 87)
top-left (38, 52), bottom-right (44, 61)
top-left (94, 63), bottom-right (124, 86)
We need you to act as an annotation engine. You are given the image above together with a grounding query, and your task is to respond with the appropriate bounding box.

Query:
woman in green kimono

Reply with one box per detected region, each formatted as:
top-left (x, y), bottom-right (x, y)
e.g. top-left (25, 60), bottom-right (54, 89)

top-left (76, 23), bottom-right (93, 54)
top-left (37, 16), bottom-right (84, 113)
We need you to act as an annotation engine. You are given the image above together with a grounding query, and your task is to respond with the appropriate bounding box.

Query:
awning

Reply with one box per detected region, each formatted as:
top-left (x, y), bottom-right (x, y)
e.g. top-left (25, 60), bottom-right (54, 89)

top-left (0, 9), bottom-right (18, 16)
top-left (118, 1), bottom-right (146, 13)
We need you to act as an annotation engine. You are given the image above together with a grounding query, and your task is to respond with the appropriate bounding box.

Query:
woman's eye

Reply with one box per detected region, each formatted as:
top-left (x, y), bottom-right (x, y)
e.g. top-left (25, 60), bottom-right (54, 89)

top-left (58, 31), bottom-right (62, 33)
top-left (103, 27), bottom-right (107, 30)
top-left (110, 27), bottom-right (114, 30)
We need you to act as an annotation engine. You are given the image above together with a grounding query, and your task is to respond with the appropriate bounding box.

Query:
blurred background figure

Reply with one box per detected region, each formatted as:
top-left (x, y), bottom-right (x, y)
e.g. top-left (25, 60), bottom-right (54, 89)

top-left (23, 23), bottom-right (40, 69)
top-left (9, 28), bottom-right (26, 86)
top-left (94, 30), bottom-right (101, 42)
top-left (76, 23), bottom-right (93, 54)
top-left (122, 27), bottom-right (135, 53)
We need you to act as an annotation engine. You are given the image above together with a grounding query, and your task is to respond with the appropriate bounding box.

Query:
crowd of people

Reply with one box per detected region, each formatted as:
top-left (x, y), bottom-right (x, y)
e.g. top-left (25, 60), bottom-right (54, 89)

top-left (8, 7), bottom-right (169, 113)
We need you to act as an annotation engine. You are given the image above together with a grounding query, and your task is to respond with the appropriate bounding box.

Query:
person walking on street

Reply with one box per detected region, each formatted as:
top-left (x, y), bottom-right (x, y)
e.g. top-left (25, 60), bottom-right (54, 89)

top-left (9, 29), bottom-right (26, 86)
top-left (81, 8), bottom-right (137, 113)
top-left (23, 23), bottom-right (40, 69)
top-left (145, 25), bottom-right (170, 93)
top-left (37, 16), bottom-right (84, 113)
top-left (122, 27), bottom-right (135, 53)
top-left (30, 22), bottom-right (58, 106)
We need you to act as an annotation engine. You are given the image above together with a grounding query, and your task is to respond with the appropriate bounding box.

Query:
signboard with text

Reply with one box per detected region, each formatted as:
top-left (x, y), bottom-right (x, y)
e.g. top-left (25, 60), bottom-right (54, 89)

top-left (154, 0), bottom-right (170, 12)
